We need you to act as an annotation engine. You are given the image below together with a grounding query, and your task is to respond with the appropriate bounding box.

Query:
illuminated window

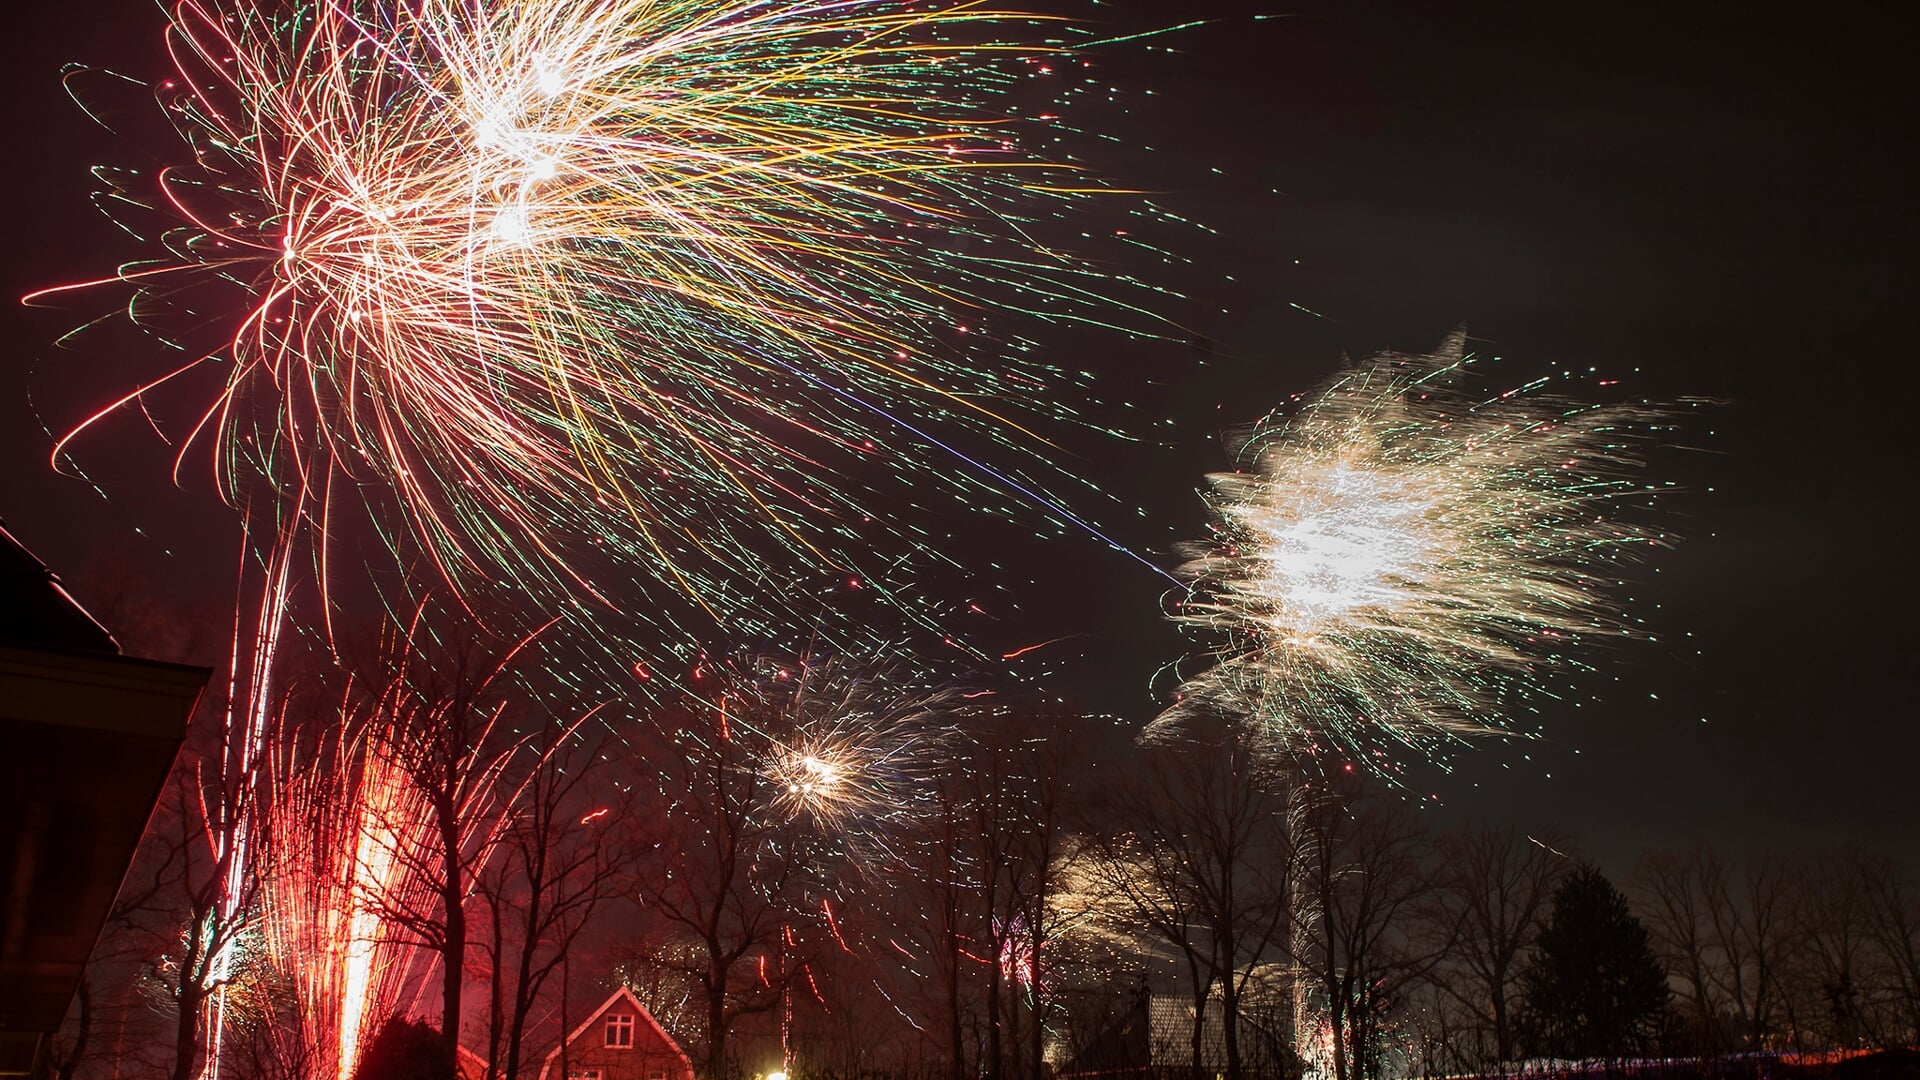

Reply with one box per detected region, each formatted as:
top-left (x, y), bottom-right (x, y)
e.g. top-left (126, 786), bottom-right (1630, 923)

top-left (606, 1014), bottom-right (635, 1048)
top-left (567, 1071), bottom-right (602, 1080)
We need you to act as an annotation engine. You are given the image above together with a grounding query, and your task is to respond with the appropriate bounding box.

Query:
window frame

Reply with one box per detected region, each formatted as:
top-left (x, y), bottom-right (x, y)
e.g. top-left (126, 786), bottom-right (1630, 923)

top-left (604, 1013), bottom-right (636, 1049)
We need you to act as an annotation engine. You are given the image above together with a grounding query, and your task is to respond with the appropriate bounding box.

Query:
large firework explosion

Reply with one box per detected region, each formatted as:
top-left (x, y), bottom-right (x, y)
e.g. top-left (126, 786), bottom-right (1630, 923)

top-left (1154, 334), bottom-right (1683, 767)
top-left (35, 0), bottom-right (1179, 648)
top-left (28, 2), bottom-right (1187, 1064)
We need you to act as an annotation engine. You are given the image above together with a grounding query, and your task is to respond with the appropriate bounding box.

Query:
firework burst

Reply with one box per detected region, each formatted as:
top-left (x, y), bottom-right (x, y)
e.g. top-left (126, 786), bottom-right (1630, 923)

top-left (36, 0), bottom-right (1172, 645)
top-left (255, 610), bottom-right (543, 1079)
top-left (1155, 334), bottom-right (1682, 765)
top-left (706, 653), bottom-right (957, 855)
top-left (27, 3), bottom-right (1188, 1064)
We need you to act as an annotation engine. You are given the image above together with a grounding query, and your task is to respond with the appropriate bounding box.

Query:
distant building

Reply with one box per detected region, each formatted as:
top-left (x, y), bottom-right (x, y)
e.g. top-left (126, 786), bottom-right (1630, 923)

top-left (1056, 990), bottom-right (1296, 1080)
top-left (535, 986), bottom-right (697, 1080)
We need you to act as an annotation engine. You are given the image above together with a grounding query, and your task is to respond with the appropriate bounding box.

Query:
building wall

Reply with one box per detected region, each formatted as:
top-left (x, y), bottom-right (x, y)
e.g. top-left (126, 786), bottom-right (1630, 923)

top-left (554, 1008), bottom-right (696, 1080)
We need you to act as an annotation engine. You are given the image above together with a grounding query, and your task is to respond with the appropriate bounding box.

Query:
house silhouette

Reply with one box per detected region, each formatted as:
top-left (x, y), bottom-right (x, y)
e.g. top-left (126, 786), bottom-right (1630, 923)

top-left (535, 986), bottom-right (696, 1080)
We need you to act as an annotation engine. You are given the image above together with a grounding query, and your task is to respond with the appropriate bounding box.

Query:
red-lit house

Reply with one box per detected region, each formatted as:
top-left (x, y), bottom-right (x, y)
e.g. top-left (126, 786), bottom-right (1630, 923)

top-left (534, 986), bottom-right (696, 1080)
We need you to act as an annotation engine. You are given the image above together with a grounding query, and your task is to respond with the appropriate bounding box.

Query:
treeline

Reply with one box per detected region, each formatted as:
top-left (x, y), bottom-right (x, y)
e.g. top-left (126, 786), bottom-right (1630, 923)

top-left (38, 651), bottom-right (1920, 1080)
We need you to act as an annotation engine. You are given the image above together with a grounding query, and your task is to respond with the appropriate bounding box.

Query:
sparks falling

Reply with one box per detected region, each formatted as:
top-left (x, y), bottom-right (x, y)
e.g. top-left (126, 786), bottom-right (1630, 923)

top-left (35, 0), bottom-right (1174, 646)
top-left (30, 5), bottom-right (1180, 1065)
top-left (1155, 335), bottom-right (1681, 764)
top-left (266, 728), bottom-right (433, 1080)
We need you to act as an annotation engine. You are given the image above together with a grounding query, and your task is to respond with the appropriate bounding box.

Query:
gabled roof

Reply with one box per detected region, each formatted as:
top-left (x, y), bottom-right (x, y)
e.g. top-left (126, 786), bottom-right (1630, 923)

top-left (0, 518), bottom-right (208, 1043)
top-left (536, 985), bottom-right (692, 1080)
top-left (0, 519), bottom-right (118, 654)
top-left (455, 1043), bottom-right (490, 1080)
top-left (1145, 998), bottom-right (1230, 1066)
top-left (1056, 993), bottom-right (1151, 1078)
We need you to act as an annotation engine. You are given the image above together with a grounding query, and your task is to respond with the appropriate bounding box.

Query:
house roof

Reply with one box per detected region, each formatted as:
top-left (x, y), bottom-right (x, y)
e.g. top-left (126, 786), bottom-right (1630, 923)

top-left (536, 985), bottom-right (693, 1080)
top-left (455, 1043), bottom-right (490, 1080)
top-left (0, 518), bottom-right (209, 1047)
top-left (1144, 999), bottom-right (1231, 1065)
top-left (0, 520), bottom-right (118, 654)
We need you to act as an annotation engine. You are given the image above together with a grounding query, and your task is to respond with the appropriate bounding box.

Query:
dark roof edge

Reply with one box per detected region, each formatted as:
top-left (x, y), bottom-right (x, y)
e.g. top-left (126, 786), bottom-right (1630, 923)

top-left (0, 518), bottom-right (122, 654)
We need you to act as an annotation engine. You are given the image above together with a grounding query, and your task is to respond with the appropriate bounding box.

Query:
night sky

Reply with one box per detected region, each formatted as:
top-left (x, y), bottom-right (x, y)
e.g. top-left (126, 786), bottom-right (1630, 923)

top-left (3, 0), bottom-right (1913, 877)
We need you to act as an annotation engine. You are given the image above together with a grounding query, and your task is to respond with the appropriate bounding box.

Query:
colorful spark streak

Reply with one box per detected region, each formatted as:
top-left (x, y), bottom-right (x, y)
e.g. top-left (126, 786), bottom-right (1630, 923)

top-left (259, 618), bottom-right (533, 1080)
top-left (267, 716), bottom-right (434, 1080)
top-left (31, 3), bottom-right (1186, 1068)
top-left (37, 0), bottom-right (1176, 645)
top-left (1154, 336), bottom-right (1682, 763)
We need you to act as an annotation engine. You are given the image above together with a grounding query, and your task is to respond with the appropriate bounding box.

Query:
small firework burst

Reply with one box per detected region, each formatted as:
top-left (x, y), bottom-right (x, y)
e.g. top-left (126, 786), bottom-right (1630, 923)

top-left (712, 654), bottom-right (958, 852)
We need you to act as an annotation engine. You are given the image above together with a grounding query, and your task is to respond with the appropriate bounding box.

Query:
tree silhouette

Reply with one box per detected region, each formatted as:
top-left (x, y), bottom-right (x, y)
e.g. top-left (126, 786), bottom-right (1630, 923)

top-left (1427, 823), bottom-right (1569, 1067)
top-left (351, 1017), bottom-right (455, 1080)
top-left (1088, 716), bottom-right (1294, 1080)
top-left (1519, 864), bottom-right (1670, 1058)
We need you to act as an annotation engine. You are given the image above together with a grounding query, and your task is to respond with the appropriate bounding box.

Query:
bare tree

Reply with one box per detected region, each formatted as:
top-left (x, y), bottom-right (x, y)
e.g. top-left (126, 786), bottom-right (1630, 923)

top-left (1860, 856), bottom-right (1920, 1046)
top-left (1009, 715), bottom-right (1080, 1080)
top-left (478, 714), bottom-right (628, 1080)
top-left (1085, 821), bottom-right (1213, 1080)
top-left (1399, 978), bottom-right (1481, 1079)
top-left (888, 762), bottom-right (982, 1080)
top-left (1696, 851), bottom-right (1788, 1051)
top-left (624, 653), bottom-right (969, 1079)
top-left (1782, 850), bottom-right (1890, 1050)
top-left (122, 714), bottom-right (270, 1080)
top-left (1623, 848), bottom-right (1790, 1051)
top-left (955, 712), bottom-right (1038, 1080)
top-left (625, 692), bottom-right (811, 1078)
top-left (1094, 716), bottom-right (1295, 1080)
top-left (984, 707), bottom-right (1093, 1080)
top-left (1427, 823), bottom-right (1568, 1067)
top-left (220, 983), bottom-right (322, 1080)
top-left (871, 701), bottom-right (1093, 1080)
top-left (346, 618), bottom-right (528, 1058)
top-left (1634, 849), bottom-right (1725, 1050)
top-left (1300, 773), bottom-right (1438, 1080)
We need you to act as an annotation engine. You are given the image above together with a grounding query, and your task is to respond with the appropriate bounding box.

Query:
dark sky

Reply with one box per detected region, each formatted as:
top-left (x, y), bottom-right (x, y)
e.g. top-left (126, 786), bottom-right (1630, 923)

top-left (4, 0), bottom-right (1914, 877)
